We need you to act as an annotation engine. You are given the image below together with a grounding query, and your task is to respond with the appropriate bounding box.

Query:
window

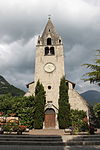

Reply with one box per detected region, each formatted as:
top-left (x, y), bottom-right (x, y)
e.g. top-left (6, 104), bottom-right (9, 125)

top-left (45, 47), bottom-right (49, 55)
top-left (45, 47), bottom-right (55, 56)
top-left (47, 101), bottom-right (52, 103)
top-left (47, 38), bottom-right (51, 45)
top-left (48, 86), bottom-right (51, 89)
top-left (38, 40), bottom-right (40, 44)
top-left (50, 47), bottom-right (55, 55)
top-left (59, 39), bottom-right (61, 44)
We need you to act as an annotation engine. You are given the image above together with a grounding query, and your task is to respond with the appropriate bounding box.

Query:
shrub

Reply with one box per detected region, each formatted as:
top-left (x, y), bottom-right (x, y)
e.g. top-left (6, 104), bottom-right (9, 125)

top-left (0, 95), bottom-right (35, 129)
top-left (71, 109), bottom-right (88, 133)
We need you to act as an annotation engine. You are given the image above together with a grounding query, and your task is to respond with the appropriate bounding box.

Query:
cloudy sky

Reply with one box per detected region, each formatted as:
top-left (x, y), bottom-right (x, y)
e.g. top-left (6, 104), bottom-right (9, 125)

top-left (0, 0), bottom-right (100, 93)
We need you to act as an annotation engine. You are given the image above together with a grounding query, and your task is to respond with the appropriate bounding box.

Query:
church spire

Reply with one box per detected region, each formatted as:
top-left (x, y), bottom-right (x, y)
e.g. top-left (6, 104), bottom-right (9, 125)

top-left (39, 18), bottom-right (61, 45)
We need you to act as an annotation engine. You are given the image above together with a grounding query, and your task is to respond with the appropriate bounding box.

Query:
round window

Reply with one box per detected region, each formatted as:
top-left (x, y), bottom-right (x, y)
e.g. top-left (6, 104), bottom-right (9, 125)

top-left (48, 86), bottom-right (51, 89)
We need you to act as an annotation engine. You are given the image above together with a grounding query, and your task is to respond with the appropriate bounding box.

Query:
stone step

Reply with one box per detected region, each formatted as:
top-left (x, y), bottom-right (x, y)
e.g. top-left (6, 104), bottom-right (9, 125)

top-left (66, 141), bottom-right (100, 146)
top-left (0, 134), bottom-right (62, 138)
top-left (0, 133), bottom-right (100, 146)
top-left (72, 138), bottom-right (100, 141)
top-left (78, 135), bottom-right (100, 138)
top-left (0, 134), bottom-right (64, 146)
top-left (28, 129), bottom-right (64, 135)
top-left (0, 137), bottom-right (62, 141)
top-left (0, 141), bottom-right (64, 146)
top-left (66, 135), bottom-right (100, 145)
top-left (0, 139), bottom-right (100, 146)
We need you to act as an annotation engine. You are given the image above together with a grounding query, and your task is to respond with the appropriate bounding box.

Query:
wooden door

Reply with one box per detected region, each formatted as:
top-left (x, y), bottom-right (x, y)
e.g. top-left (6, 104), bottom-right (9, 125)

top-left (45, 109), bottom-right (55, 128)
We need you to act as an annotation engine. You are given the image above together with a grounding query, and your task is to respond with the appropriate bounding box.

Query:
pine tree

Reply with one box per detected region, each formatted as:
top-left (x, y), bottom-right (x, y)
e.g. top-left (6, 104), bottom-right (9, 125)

top-left (58, 76), bottom-right (71, 129)
top-left (82, 50), bottom-right (100, 86)
top-left (34, 80), bottom-right (46, 129)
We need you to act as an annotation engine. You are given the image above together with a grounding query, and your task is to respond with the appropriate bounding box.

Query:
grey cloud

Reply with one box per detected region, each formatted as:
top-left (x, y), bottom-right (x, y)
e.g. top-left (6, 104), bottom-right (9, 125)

top-left (0, 0), bottom-right (100, 92)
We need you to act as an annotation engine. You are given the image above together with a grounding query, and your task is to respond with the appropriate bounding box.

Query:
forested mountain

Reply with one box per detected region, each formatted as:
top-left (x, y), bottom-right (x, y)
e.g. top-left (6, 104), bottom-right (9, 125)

top-left (81, 90), bottom-right (100, 105)
top-left (0, 75), bottom-right (25, 96)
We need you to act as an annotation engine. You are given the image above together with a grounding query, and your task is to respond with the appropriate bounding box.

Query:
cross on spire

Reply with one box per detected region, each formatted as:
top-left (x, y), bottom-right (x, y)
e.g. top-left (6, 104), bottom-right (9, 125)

top-left (48, 14), bottom-right (51, 20)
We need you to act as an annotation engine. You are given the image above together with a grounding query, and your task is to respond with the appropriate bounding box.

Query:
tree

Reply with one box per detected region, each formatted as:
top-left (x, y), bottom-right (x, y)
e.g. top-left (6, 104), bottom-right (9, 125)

top-left (0, 94), bottom-right (13, 115)
top-left (14, 96), bottom-right (35, 129)
top-left (0, 95), bottom-right (35, 129)
top-left (34, 80), bottom-right (46, 129)
top-left (58, 76), bottom-right (71, 129)
top-left (82, 50), bottom-right (100, 86)
top-left (93, 103), bottom-right (100, 128)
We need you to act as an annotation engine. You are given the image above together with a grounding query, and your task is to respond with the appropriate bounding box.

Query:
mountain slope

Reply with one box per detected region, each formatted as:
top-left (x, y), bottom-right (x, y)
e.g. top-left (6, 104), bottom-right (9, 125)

top-left (81, 90), bottom-right (100, 105)
top-left (0, 75), bottom-right (25, 96)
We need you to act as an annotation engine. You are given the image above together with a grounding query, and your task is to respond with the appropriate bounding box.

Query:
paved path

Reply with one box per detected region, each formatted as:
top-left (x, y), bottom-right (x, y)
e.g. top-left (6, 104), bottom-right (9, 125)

top-left (0, 145), bottom-right (100, 150)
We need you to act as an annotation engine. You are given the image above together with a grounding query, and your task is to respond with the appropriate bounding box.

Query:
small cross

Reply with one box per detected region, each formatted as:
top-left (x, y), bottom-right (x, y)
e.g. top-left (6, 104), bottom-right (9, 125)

top-left (48, 14), bottom-right (51, 20)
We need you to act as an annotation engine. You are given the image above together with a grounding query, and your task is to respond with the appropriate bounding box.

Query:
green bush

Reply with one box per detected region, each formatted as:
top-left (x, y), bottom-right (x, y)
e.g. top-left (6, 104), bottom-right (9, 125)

top-left (70, 109), bottom-right (88, 133)
top-left (0, 95), bottom-right (35, 129)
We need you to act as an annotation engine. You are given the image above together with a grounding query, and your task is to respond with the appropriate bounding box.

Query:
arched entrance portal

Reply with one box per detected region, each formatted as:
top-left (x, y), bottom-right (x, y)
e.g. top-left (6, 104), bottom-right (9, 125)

top-left (45, 108), bottom-right (55, 128)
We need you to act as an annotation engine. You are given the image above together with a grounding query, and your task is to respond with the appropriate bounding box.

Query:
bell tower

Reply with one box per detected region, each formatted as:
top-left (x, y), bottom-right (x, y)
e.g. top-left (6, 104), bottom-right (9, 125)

top-left (34, 18), bottom-right (65, 128)
top-left (35, 18), bottom-right (65, 110)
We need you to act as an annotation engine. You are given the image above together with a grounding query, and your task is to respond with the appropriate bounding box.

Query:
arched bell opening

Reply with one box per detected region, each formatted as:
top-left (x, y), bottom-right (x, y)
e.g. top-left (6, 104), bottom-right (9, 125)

top-left (47, 38), bottom-right (52, 45)
top-left (50, 47), bottom-right (55, 55)
top-left (45, 47), bottom-right (49, 55)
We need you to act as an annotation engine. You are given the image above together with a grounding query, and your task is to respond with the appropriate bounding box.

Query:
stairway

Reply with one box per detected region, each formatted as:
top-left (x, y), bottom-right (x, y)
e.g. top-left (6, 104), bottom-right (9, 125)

top-left (66, 134), bottom-right (100, 145)
top-left (0, 132), bottom-right (100, 146)
top-left (0, 134), bottom-right (64, 146)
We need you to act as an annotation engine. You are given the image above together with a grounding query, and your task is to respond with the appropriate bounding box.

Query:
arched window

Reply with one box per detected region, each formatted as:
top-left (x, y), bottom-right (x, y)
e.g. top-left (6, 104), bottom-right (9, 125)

top-left (45, 47), bottom-right (49, 55)
top-left (38, 40), bottom-right (40, 44)
top-left (47, 38), bottom-right (51, 45)
top-left (50, 47), bottom-right (55, 55)
top-left (59, 39), bottom-right (61, 44)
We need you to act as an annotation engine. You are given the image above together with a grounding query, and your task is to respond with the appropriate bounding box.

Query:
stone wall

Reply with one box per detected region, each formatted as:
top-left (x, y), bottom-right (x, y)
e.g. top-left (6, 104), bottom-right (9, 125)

top-left (68, 89), bottom-right (89, 117)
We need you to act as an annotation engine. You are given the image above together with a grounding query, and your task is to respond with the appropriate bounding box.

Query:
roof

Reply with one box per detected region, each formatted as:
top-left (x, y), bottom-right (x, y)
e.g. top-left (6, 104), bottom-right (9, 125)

top-left (40, 18), bottom-right (60, 45)
top-left (26, 81), bottom-right (34, 88)
top-left (65, 79), bottom-right (76, 86)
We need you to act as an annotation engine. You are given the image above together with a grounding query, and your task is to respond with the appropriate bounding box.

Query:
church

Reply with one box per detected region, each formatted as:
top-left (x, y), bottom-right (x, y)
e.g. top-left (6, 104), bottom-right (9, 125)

top-left (25, 18), bottom-right (89, 129)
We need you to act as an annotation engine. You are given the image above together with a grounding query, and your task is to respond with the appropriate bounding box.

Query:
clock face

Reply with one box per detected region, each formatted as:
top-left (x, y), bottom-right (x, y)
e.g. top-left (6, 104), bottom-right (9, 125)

top-left (44, 63), bottom-right (56, 73)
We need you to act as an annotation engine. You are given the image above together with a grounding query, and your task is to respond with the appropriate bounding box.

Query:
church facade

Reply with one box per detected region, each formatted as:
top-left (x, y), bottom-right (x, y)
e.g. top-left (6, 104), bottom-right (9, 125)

top-left (25, 19), bottom-right (89, 129)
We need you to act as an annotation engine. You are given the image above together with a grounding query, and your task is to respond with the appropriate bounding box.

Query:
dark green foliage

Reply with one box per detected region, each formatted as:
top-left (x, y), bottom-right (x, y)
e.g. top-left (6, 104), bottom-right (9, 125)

top-left (0, 80), bottom-right (46, 129)
top-left (89, 105), bottom-right (97, 125)
top-left (71, 109), bottom-right (88, 132)
top-left (0, 75), bottom-right (25, 96)
top-left (13, 96), bottom-right (35, 129)
top-left (93, 103), bottom-right (100, 118)
top-left (0, 94), bottom-right (13, 114)
top-left (34, 80), bottom-right (46, 129)
top-left (82, 50), bottom-right (100, 86)
top-left (0, 95), bottom-right (35, 129)
top-left (58, 76), bottom-right (71, 129)
top-left (93, 103), bottom-right (100, 128)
